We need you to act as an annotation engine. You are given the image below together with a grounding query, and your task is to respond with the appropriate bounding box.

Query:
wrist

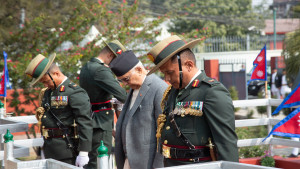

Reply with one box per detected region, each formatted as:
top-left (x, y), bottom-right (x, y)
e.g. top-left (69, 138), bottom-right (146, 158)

top-left (79, 151), bottom-right (88, 156)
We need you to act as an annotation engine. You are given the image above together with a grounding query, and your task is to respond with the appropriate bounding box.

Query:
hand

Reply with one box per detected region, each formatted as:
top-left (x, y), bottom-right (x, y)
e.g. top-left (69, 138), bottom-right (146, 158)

top-left (112, 129), bottom-right (116, 138)
top-left (76, 154), bottom-right (89, 168)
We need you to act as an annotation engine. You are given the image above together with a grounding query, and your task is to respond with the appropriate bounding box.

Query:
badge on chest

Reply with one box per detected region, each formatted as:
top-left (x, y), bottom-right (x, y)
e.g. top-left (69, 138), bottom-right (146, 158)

top-left (173, 101), bottom-right (203, 117)
top-left (51, 96), bottom-right (68, 108)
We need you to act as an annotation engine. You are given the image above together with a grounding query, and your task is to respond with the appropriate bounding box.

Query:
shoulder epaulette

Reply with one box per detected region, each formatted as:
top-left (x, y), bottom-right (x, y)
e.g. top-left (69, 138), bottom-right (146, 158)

top-left (202, 77), bottom-right (219, 86)
top-left (68, 82), bottom-right (79, 89)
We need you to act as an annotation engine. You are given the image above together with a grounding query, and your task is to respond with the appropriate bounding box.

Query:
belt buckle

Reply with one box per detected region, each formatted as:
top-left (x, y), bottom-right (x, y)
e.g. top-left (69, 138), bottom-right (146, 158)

top-left (162, 145), bottom-right (171, 158)
top-left (42, 129), bottom-right (49, 139)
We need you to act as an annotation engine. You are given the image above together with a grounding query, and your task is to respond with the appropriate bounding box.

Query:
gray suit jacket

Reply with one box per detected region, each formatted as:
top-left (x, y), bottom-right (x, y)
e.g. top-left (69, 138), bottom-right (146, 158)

top-left (115, 74), bottom-right (167, 169)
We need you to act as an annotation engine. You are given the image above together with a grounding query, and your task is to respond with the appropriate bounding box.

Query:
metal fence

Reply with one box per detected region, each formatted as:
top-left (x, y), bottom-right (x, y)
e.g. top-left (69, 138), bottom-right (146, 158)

top-left (198, 35), bottom-right (286, 53)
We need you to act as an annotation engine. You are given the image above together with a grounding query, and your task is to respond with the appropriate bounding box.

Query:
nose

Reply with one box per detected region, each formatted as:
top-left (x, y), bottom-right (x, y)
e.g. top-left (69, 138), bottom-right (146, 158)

top-left (164, 75), bottom-right (170, 82)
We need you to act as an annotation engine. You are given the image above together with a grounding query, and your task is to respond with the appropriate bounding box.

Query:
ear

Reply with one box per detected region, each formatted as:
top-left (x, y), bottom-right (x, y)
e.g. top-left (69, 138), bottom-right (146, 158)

top-left (183, 60), bottom-right (194, 71)
top-left (135, 66), bottom-right (142, 74)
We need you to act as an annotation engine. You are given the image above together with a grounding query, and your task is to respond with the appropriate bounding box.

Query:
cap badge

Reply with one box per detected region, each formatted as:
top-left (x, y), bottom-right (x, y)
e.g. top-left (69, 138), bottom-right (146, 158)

top-left (116, 49), bottom-right (122, 54)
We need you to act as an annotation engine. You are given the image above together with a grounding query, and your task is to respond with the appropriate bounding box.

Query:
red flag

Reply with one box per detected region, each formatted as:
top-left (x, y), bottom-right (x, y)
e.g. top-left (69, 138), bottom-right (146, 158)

top-left (272, 82), bottom-right (300, 115)
top-left (0, 73), bottom-right (5, 96)
top-left (264, 107), bottom-right (300, 141)
top-left (248, 45), bottom-right (267, 85)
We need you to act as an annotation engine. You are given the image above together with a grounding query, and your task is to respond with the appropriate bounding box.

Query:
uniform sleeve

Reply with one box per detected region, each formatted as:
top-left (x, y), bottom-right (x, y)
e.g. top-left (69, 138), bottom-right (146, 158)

top-left (94, 68), bottom-right (127, 103)
top-left (69, 88), bottom-right (93, 152)
top-left (203, 85), bottom-right (239, 162)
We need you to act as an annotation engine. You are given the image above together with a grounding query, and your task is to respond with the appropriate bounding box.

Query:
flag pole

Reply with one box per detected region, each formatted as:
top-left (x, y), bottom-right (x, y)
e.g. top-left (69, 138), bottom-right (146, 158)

top-left (265, 81), bottom-right (268, 98)
top-left (4, 97), bottom-right (6, 114)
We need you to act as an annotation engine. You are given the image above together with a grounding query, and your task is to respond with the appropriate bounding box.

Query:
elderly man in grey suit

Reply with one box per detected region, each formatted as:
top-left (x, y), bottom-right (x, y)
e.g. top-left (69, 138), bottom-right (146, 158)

top-left (110, 50), bottom-right (166, 169)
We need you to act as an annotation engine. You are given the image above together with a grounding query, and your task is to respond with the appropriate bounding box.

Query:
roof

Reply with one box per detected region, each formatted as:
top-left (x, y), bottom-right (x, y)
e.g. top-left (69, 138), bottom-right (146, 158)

top-left (264, 19), bottom-right (300, 35)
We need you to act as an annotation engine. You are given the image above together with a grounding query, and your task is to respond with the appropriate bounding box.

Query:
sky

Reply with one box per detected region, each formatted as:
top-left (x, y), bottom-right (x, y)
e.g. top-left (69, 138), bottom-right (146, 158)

top-left (252, 0), bottom-right (273, 8)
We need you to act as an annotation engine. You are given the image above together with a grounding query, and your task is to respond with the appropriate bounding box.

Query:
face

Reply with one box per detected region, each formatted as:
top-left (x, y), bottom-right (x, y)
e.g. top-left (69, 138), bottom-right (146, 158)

top-left (117, 68), bottom-right (143, 89)
top-left (159, 59), bottom-right (181, 89)
top-left (39, 73), bottom-right (56, 90)
top-left (159, 56), bottom-right (193, 89)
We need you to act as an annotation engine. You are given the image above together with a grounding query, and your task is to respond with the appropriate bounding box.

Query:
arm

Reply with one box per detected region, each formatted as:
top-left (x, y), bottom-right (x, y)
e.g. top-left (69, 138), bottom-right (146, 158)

top-left (94, 69), bottom-right (127, 103)
top-left (203, 85), bottom-right (239, 162)
top-left (69, 88), bottom-right (93, 152)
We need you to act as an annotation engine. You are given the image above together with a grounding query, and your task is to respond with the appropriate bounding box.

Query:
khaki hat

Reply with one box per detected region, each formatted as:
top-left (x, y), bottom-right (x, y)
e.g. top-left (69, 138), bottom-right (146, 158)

top-left (25, 53), bottom-right (56, 86)
top-left (147, 35), bottom-right (201, 75)
top-left (104, 40), bottom-right (126, 57)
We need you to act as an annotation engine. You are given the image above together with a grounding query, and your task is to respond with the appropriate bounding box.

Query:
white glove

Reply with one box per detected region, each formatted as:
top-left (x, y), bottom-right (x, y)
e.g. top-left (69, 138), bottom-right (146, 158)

top-left (75, 151), bottom-right (89, 168)
top-left (111, 98), bottom-right (124, 111)
top-left (41, 149), bottom-right (45, 159)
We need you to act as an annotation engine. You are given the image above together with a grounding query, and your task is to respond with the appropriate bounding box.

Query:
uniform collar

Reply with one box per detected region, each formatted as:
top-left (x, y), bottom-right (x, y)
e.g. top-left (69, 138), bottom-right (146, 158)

top-left (185, 69), bottom-right (201, 89)
top-left (57, 76), bottom-right (67, 89)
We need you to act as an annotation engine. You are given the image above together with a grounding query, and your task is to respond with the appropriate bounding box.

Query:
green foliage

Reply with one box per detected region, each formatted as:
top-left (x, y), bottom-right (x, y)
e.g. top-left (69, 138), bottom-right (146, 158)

top-left (236, 126), bottom-right (268, 158)
top-left (283, 28), bottom-right (300, 82)
top-left (247, 109), bottom-right (254, 119)
top-left (256, 91), bottom-right (277, 116)
top-left (228, 86), bottom-right (240, 112)
top-left (1, 0), bottom-right (168, 139)
top-left (260, 156), bottom-right (275, 167)
top-left (164, 0), bottom-right (265, 37)
top-left (1, 0), bottom-right (208, 143)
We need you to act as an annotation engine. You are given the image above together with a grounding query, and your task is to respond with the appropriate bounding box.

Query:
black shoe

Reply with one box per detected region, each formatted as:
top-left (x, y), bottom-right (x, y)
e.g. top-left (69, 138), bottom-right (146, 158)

top-left (288, 154), bottom-right (298, 158)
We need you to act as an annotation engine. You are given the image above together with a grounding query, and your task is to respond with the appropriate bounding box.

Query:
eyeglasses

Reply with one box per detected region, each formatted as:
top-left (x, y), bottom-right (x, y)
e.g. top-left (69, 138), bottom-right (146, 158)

top-left (117, 71), bottom-right (133, 83)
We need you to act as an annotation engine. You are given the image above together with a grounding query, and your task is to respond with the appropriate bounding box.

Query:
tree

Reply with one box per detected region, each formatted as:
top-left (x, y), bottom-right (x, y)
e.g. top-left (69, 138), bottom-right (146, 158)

top-left (283, 4), bottom-right (300, 82)
top-left (283, 29), bottom-right (300, 80)
top-left (153, 0), bottom-right (265, 37)
top-left (0, 0), bottom-right (78, 44)
top-left (1, 0), bottom-right (209, 149)
top-left (1, 0), bottom-right (168, 143)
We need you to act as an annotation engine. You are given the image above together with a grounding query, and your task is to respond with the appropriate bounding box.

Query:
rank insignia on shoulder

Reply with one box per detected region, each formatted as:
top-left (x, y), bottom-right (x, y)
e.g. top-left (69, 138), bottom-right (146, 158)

top-left (192, 79), bottom-right (200, 88)
top-left (59, 85), bottom-right (65, 92)
top-left (208, 79), bottom-right (214, 82)
top-left (69, 82), bottom-right (77, 87)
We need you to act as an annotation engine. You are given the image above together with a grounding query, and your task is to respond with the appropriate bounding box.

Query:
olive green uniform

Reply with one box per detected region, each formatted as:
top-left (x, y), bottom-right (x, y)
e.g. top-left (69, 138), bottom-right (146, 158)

top-left (160, 72), bottom-right (238, 167)
top-left (79, 57), bottom-right (127, 169)
top-left (41, 78), bottom-right (92, 165)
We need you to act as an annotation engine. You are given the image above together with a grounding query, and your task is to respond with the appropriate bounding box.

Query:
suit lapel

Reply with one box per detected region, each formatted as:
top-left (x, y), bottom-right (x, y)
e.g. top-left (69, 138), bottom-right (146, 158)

top-left (128, 75), bottom-right (152, 118)
top-left (116, 89), bottom-right (132, 134)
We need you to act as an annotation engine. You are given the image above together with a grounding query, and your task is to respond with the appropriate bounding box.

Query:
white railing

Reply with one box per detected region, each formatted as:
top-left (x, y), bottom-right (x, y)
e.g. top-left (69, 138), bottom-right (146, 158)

top-left (4, 97), bottom-right (300, 157)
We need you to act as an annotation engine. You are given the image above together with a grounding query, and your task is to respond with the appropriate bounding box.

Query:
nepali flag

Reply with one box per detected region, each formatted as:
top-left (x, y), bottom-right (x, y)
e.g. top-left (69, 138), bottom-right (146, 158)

top-left (272, 82), bottom-right (300, 115)
top-left (0, 51), bottom-right (11, 97)
top-left (247, 45), bottom-right (267, 85)
top-left (264, 107), bottom-right (300, 141)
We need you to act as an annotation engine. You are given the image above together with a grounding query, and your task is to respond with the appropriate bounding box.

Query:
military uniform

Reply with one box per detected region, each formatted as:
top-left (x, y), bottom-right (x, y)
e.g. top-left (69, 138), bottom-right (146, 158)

top-left (158, 72), bottom-right (239, 167)
top-left (40, 78), bottom-right (93, 164)
top-left (79, 57), bottom-right (127, 169)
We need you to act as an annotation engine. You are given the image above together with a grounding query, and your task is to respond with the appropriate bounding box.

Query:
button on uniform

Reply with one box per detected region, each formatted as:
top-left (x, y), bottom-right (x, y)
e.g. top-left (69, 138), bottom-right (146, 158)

top-left (166, 126), bottom-right (170, 130)
top-left (106, 112), bottom-right (109, 115)
top-left (164, 140), bottom-right (168, 144)
top-left (44, 115), bottom-right (47, 118)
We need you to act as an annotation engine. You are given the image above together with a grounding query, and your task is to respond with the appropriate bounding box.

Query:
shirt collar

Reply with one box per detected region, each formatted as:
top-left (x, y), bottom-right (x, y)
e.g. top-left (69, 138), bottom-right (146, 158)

top-left (185, 70), bottom-right (201, 89)
top-left (57, 76), bottom-right (68, 88)
top-left (95, 57), bottom-right (104, 63)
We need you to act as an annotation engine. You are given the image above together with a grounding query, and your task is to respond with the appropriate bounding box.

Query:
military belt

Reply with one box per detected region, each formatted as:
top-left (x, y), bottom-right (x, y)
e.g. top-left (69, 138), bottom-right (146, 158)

top-left (162, 144), bottom-right (211, 161)
top-left (91, 100), bottom-right (112, 112)
top-left (42, 127), bottom-right (73, 139)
